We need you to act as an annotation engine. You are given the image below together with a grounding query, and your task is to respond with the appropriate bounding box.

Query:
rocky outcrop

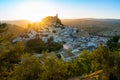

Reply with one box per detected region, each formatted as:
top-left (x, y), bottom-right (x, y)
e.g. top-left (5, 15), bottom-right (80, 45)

top-left (40, 15), bottom-right (63, 27)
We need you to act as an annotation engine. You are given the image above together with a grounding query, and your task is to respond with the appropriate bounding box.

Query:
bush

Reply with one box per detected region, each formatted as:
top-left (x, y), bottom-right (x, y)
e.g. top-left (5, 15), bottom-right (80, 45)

top-left (9, 54), bottom-right (42, 80)
top-left (0, 42), bottom-right (25, 80)
top-left (0, 23), bottom-right (8, 33)
top-left (9, 53), bottom-right (69, 80)
top-left (26, 38), bottom-right (62, 53)
top-left (107, 36), bottom-right (120, 51)
top-left (26, 38), bottom-right (46, 53)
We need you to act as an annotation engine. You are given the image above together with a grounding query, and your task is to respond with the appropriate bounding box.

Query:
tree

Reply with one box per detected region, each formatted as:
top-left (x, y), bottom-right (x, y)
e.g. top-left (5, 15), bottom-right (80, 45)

top-left (41, 54), bottom-right (68, 80)
top-left (67, 50), bottom-right (92, 77)
top-left (26, 38), bottom-right (46, 53)
top-left (90, 46), bottom-right (110, 72)
top-left (26, 38), bottom-right (62, 53)
top-left (9, 52), bottom-right (69, 80)
top-left (107, 36), bottom-right (120, 51)
top-left (107, 51), bottom-right (120, 80)
top-left (0, 23), bottom-right (8, 33)
top-left (9, 53), bottom-right (43, 80)
top-left (0, 43), bottom-right (24, 80)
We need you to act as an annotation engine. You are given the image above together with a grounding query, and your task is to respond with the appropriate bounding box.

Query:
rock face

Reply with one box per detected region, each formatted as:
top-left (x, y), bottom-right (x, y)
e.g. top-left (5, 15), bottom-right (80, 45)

top-left (41, 15), bottom-right (62, 25)
top-left (12, 15), bottom-right (109, 61)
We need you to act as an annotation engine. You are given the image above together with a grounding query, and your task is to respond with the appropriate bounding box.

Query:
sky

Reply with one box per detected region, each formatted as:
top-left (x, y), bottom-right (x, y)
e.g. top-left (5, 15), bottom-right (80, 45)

top-left (0, 0), bottom-right (120, 21)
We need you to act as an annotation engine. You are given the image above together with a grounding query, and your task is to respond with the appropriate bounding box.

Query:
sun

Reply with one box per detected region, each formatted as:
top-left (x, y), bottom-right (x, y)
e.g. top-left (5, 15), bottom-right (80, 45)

top-left (28, 17), bottom-right (42, 23)
top-left (13, 1), bottom-right (57, 22)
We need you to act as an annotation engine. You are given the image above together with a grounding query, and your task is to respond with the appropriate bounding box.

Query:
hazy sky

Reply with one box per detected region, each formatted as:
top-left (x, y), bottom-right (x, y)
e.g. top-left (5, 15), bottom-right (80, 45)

top-left (0, 0), bottom-right (120, 21)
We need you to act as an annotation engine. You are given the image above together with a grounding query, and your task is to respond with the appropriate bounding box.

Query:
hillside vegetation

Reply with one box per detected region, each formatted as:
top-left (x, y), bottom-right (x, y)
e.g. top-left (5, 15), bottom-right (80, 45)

top-left (0, 23), bottom-right (25, 45)
top-left (0, 18), bottom-right (120, 80)
top-left (1, 20), bottom-right (31, 28)
top-left (0, 38), bottom-right (120, 80)
top-left (0, 23), bottom-right (120, 80)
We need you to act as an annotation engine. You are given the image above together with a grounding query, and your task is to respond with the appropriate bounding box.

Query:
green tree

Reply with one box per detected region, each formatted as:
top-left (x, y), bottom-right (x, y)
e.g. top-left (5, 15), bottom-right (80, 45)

top-left (106, 51), bottom-right (120, 80)
top-left (0, 42), bottom-right (25, 80)
top-left (26, 38), bottom-right (62, 53)
top-left (9, 53), bottom-right (43, 80)
top-left (107, 36), bottom-right (120, 51)
top-left (0, 23), bottom-right (8, 33)
top-left (26, 38), bottom-right (46, 53)
top-left (90, 46), bottom-right (110, 72)
top-left (67, 50), bottom-right (92, 77)
top-left (41, 54), bottom-right (68, 80)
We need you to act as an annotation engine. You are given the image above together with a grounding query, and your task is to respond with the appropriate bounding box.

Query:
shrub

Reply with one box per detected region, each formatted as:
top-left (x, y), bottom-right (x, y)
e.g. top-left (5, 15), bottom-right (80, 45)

top-left (26, 38), bottom-right (62, 53)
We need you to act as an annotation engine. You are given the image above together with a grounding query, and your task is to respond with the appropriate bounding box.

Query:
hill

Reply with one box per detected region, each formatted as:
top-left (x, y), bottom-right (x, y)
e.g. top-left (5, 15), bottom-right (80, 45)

top-left (0, 23), bottom-right (25, 45)
top-left (61, 19), bottom-right (120, 36)
top-left (1, 20), bottom-right (31, 28)
top-left (1, 18), bottom-right (120, 36)
top-left (61, 18), bottom-right (120, 27)
top-left (0, 17), bottom-right (120, 80)
top-left (1, 18), bottom-right (120, 31)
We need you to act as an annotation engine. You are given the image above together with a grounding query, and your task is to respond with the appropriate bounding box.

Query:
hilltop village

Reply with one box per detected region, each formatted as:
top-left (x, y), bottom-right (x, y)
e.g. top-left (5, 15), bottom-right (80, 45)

top-left (12, 15), bottom-right (109, 61)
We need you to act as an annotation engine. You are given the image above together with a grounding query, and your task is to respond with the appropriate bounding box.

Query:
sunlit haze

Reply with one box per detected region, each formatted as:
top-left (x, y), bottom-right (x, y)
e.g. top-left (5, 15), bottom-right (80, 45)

top-left (0, 0), bottom-right (120, 22)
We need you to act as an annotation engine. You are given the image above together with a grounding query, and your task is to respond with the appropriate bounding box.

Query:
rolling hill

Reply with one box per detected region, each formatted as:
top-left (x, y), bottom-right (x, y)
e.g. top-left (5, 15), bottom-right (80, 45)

top-left (61, 19), bottom-right (120, 36)
top-left (0, 23), bottom-right (26, 45)
top-left (1, 20), bottom-right (31, 28)
top-left (1, 18), bottom-right (120, 36)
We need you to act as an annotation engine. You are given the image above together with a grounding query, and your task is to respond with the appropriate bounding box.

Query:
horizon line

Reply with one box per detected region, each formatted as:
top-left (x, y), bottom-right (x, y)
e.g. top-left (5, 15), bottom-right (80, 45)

top-left (1, 17), bottom-right (120, 21)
